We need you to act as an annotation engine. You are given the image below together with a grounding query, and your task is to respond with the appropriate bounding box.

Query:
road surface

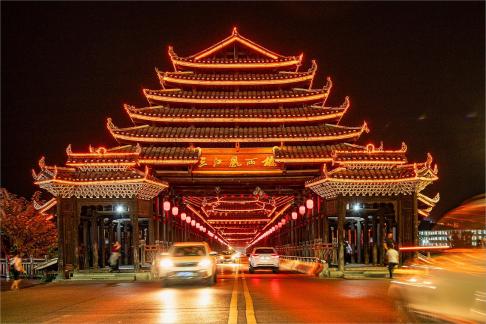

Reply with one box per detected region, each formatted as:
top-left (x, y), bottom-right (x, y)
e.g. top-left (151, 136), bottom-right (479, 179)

top-left (1, 262), bottom-right (400, 323)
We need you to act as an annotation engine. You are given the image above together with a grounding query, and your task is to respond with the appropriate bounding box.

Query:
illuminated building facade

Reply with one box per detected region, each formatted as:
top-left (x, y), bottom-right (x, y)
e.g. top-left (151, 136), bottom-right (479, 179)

top-left (33, 28), bottom-right (438, 273)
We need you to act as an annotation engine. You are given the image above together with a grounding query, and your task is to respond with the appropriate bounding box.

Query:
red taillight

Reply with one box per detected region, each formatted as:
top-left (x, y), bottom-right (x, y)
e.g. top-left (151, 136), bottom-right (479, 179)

top-left (271, 253), bottom-right (279, 257)
top-left (252, 253), bottom-right (259, 257)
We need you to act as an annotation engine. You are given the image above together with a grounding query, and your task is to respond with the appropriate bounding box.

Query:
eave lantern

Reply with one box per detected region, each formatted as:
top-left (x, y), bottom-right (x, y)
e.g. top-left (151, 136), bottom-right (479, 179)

top-left (291, 211), bottom-right (298, 220)
top-left (299, 205), bottom-right (306, 215)
top-left (180, 212), bottom-right (187, 221)
top-left (186, 216), bottom-right (191, 224)
top-left (191, 220), bottom-right (196, 226)
top-left (172, 206), bottom-right (179, 216)
top-left (306, 199), bottom-right (314, 210)
top-left (163, 201), bottom-right (171, 212)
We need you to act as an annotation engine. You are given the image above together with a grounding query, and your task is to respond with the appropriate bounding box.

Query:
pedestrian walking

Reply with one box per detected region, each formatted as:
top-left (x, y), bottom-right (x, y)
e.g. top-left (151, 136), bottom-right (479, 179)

top-left (385, 243), bottom-right (399, 279)
top-left (383, 232), bottom-right (394, 251)
top-left (109, 241), bottom-right (121, 272)
top-left (344, 240), bottom-right (352, 264)
top-left (10, 253), bottom-right (25, 290)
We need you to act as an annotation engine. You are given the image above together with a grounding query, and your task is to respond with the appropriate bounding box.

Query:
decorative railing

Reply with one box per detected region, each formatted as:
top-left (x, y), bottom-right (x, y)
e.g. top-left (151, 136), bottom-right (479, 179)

top-left (0, 256), bottom-right (52, 279)
top-left (275, 240), bottom-right (336, 265)
top-left (139, 240), bottom-right (171, 267)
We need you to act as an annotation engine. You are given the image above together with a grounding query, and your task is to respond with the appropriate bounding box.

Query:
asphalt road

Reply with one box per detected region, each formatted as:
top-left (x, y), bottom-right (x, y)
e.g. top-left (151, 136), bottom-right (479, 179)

top-left (1, 262), bottom-right (400, 324)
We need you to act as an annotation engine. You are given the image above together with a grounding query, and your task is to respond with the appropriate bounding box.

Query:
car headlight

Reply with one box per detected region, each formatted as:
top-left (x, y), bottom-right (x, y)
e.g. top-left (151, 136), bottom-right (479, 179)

top-left (160, 259), bottom-right (173, 268)
top-left (199, 259), bottom-right (212, 267)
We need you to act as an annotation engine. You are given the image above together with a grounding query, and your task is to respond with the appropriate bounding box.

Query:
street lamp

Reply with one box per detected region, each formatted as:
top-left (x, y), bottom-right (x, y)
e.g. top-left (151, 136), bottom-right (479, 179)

top-left (115, 205), bottom-right (125, 213)
top-left (353, 203), bottom-right (361, 211)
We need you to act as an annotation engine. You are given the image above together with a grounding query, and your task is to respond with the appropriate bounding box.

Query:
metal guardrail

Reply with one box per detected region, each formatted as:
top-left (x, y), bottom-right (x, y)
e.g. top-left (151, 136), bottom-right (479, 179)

top-left (279, 255), bottom-right (326, 264)
top-left (1, 257), bottom-right (50, 279)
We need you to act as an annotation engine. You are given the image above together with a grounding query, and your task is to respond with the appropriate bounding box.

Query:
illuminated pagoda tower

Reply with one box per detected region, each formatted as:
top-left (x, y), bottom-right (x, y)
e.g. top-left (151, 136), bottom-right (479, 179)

top-left (33, 28), bottom-right (438, 274)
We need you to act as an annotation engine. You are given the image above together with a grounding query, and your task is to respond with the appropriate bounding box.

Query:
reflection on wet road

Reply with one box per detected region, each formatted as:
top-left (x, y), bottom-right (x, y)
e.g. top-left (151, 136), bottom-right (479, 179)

top-left (1, 261), bottom-right (399, 323)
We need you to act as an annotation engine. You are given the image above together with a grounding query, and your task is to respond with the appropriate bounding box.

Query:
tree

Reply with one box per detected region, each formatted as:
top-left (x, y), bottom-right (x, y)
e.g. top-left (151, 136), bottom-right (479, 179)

top-left (0, 188), bottom-right (57, 257)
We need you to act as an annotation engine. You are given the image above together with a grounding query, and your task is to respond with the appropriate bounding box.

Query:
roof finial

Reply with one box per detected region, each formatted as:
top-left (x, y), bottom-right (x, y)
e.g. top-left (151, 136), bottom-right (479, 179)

top-left (232, 26), bottom-right (238, 36)
top-left (426, 152), bottom-right (433, 168)
top-left (308, 60), bottom-right (318, 73)
top-left (106, 117), bottom-right (116, 130)
top-left (322, 164), bottom-right (329, 177)
top-left (324, 76), bottom-right (333, 92)
top-left (362, 121), bottom-right (370, 133)
top-left (89, 144), bottom-right (94, 153)
top-left (135, 143), bottom-right (142, 154)
top-left (378, 141), bottom-right (384, 151)
top-left (66, 144), bottom-right (72, 155)
top-left (400, 142), bottom-right (408, 152)
top-left (168, 46), bottom-right (176, 57)
top-left (366, 143), bottom-right (375, 152)
top-left (32, 169), bottom-right (38, 180)
top-left (38, 156), bottom-right (46, 169)
top-left (340, 96), bottom-right (350, 109)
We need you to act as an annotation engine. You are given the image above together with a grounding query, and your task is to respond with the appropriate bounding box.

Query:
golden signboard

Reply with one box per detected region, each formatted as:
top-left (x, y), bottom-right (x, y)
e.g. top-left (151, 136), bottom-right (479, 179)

top-left (192, 147), bottom-right (281, 174)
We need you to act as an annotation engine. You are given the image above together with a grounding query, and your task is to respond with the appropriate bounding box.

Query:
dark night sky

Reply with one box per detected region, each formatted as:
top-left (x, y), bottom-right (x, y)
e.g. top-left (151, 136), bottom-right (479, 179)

top-left (2, 2), bottom-right (484, 220)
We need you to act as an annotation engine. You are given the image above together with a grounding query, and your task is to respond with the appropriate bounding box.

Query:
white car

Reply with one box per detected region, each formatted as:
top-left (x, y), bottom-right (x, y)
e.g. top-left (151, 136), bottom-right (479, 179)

top-left (155, 242), bottom-right (218, 286)
top-left (249, 247), bottom-right (279, 273)
top-left (389, 249), bottom-right (486, 323)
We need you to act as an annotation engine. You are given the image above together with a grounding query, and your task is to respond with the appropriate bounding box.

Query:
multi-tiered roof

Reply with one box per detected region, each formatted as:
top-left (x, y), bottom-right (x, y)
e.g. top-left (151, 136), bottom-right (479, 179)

top-left (108, 27), bottom-right (367, 155)
top-left (33, 28), bottom-right (438, 247)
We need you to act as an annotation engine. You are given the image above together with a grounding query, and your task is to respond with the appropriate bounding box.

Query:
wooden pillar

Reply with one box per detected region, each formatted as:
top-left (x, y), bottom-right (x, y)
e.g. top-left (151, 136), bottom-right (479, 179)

top-left (323, 214), bottom-right (329, 244)
top-left (372, 215), bottom-right (378, 265)
top-left (100, 222), bottom-right (106, 268)
top-left (357, 218), bottom-right (362, 263)
top-left (83, 221), bottom-right (89, 269)
top-left (72, 203), bottom-right (79, 272)
top-left (363, 215), bottom-right (369, 264)
top-left (413, 192), bottom-right (418, 247)
top-left (132, 201), bottom-right (140, 271)
top-left (148, 218), bottom-right (155, 244)
top-left (337, 197), bottom-right (346, 272)
top-left (378, 209), bottom-right (385, 264)
top-left (91, 216), bottom-right (99, 270)
top-left (350, 220), bottom-right (356, 263)
top-left (56, 199), bottom-right (65, 278)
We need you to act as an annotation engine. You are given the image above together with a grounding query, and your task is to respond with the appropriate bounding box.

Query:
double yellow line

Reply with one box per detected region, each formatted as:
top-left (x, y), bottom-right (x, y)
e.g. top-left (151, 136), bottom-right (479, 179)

top-left (228, 267), bottom-right (257, 324)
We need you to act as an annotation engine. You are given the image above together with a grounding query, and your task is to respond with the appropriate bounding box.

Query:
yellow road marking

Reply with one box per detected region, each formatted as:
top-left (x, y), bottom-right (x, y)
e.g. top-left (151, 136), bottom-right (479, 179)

top-left (228, 266), bottom-right (239, 324)
top-left (242, 273), bottom-right (257, 324)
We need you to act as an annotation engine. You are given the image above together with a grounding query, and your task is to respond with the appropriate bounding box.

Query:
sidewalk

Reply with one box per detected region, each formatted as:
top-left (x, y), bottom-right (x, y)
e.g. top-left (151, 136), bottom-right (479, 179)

top-left (0, 278), bottom-right (44, 291)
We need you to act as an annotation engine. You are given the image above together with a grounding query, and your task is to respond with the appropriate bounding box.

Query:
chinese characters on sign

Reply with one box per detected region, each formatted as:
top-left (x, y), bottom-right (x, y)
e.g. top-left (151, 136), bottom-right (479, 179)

top-left (198, 155), bottom-right (276, 169)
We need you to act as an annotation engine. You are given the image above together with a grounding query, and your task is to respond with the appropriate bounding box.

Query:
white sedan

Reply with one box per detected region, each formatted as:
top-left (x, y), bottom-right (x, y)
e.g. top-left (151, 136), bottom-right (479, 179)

top-left (248, 247), bottom-right (279, 273)
top-left (154, 242), bottom-right (218, 286)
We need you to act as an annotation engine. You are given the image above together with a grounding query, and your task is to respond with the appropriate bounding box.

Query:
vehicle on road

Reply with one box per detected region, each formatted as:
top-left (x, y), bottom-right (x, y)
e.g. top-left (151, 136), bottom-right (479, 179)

top-left (389, 248), bottom-right (486, 323)
top-left (217, 250), bottom-right (241, 264)
top-left (248, 247), bottom-right (279, 273)
top-left (218, 251), bottom-right (233, 263)
top-left (154, 242), bottom-right (218, 286)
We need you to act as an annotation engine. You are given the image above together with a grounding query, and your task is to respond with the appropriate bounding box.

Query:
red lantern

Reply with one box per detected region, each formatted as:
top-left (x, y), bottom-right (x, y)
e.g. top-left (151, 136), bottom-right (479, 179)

top-left (282, 219), bottom-right (286, 225)
top-left (299, 205), bottom-right (306, 215)
top-left (180, 212), bottom-right (186, 221)
top-left (191, 220), bottom-right (195, 226)
top-left (291, 211), bottom-right (298, 220)
top-left (163, 201), bottom-right (171, 211)
top-left (306, 199), bottom-right (314, 209)
top-left (186, 216), bottom-right (191, 223)
top-left (171, 206), bottom-right (178, 216)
